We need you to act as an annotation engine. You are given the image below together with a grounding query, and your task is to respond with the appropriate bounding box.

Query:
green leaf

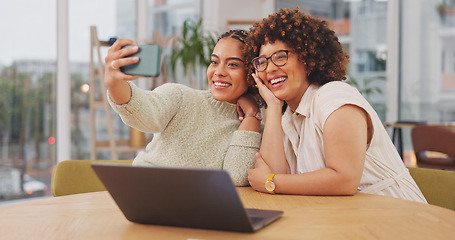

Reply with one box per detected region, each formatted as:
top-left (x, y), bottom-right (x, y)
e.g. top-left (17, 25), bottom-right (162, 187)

top-left (171, 18), bottom-right (217, 80)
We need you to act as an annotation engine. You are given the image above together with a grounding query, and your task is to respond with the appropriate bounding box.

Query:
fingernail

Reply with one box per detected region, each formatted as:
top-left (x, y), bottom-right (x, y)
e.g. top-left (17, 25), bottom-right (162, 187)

top-left (132, 46), bottom-right (138, 51)
top-left (132, 57), bottom-right (139, 62)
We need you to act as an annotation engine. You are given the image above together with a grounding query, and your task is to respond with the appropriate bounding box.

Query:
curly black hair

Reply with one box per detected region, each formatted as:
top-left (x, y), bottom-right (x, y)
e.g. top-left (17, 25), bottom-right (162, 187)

top-left (244, 7), bottom-right (350, 89)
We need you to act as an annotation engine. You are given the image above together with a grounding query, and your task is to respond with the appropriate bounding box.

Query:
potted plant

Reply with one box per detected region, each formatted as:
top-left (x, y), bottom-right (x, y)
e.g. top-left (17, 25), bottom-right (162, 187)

top-left (437, 2), bottom-right (447, 16)
top-left (345, 75), bottom-right (386, 99)
top-left (171, 18), bottom-right (217, 89)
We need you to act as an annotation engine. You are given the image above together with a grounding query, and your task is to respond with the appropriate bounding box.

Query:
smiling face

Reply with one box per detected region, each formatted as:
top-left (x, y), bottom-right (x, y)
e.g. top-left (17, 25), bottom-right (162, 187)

top-left (207, 38), bottom-right (248, 104)
top-left (256, 40), bottom-right (310, 111)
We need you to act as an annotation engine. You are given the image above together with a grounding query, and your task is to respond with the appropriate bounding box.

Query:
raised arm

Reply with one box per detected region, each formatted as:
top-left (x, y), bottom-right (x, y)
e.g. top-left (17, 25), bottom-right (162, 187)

top-left (104, 39), bottom-right (140, 105)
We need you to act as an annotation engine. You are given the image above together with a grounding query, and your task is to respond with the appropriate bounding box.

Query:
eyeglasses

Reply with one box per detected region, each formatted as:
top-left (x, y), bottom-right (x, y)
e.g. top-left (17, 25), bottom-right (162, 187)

top-left (251, 50), bottom-right (290, 72)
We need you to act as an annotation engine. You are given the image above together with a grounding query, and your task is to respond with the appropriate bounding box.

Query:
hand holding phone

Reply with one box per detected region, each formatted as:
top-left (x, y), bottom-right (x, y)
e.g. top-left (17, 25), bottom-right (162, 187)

top-left (120, 45), bottom-right (162, 77)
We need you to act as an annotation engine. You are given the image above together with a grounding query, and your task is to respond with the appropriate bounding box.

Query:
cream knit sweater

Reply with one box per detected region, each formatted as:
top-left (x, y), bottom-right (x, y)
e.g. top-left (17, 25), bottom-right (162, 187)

top-left (107, 82), bottom-right (261, 186)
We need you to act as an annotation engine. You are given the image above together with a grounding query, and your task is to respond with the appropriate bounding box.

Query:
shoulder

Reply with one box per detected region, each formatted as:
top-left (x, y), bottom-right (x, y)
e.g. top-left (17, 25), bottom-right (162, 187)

top-left (317, 81), bottom-right (361, 97)
top-left (154, 84), bottom-right (217, 112)
top-left (153, 82), bottom-right (192, 94)
top-left (151, 83), bottom-right (209, 101)
top-left (313, 81), bottom-right (365, 107)
top-left (158, 83), bottom-right (210, 96)
top-left (311, 81), bottom-right (372, 126)
top-left (126, 83), bottom-right (197, 110)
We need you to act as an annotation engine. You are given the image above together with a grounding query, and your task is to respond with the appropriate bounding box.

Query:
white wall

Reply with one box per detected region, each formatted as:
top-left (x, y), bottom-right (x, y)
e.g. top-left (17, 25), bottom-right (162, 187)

top-left (202, 0), bottom-right (274, 34)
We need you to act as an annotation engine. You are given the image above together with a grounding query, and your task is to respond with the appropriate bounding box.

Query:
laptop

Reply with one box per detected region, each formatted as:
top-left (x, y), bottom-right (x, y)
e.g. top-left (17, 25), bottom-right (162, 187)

top-left (91, 163), bottom-right (283, 233)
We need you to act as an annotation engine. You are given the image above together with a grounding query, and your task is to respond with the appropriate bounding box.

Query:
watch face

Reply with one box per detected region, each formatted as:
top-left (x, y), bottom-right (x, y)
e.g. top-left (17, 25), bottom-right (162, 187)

top-left (265, 181), bottom-right (275, 192)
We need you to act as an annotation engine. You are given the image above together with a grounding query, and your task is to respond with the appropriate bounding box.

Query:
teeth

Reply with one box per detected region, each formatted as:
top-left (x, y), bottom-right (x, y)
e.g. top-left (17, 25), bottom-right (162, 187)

top-left (214, 82), bottom-right (231, 87)
top-left (270, 77), bottom-right (286, 85)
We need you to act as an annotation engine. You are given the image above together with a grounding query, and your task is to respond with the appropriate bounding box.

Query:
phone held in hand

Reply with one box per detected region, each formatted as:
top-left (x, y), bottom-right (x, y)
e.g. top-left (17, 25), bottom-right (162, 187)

top-left (120, 45), bottom-right (162, 77)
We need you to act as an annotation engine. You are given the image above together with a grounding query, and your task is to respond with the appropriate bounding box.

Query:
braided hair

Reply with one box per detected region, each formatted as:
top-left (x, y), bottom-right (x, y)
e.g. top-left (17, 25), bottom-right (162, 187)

top-left (218, 29), bottom-right (248, 44)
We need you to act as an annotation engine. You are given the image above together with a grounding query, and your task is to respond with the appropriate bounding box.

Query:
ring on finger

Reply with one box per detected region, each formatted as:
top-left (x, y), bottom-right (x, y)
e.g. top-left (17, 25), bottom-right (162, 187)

top-left (111, 60), bottom-right (118, 70)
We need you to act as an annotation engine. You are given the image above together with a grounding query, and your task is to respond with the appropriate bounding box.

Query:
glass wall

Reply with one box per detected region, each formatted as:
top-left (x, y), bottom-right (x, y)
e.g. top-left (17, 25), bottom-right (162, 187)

top-left (0, 0), bottom-right (57, 201)
top-left (146, 0), bottom-right (202, 88)
top-left (68, 0), bottom-right (136, 161)
top-left (398, 0), bottom-right (455, 162)
top-left (349, 0), bottom-right (388, 120)
top-left (0, 0), bottom-right (136, 203)
top-left (400, 0), bottom-right (455, 123)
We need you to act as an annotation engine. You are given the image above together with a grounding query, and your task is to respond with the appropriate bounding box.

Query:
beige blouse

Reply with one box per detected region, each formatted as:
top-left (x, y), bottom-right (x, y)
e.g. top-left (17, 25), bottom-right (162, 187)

top-left (282, 81), bottom-right (427, 203)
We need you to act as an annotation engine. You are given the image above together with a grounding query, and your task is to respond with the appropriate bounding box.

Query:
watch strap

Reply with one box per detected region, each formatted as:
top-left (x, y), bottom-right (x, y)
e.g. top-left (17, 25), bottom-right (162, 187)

top-left (267, 173), bottom-right (275, 182)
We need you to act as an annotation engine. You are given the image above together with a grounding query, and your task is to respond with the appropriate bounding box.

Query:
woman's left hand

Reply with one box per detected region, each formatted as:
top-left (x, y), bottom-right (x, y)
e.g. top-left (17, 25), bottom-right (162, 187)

top-left (248, 152), bottom-right (273, 193)
top-left (236, 94), bottom-right (260, 122)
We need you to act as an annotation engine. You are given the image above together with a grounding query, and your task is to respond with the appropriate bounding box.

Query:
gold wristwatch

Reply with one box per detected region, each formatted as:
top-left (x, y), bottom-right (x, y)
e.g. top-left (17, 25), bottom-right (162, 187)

top-left (265, 173), bottom-right (276, 194)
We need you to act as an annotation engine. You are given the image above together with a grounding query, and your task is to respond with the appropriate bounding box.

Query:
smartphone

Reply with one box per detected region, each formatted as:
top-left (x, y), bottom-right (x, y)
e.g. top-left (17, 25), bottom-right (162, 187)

top-left (120, 45), bottom-right (162, 77)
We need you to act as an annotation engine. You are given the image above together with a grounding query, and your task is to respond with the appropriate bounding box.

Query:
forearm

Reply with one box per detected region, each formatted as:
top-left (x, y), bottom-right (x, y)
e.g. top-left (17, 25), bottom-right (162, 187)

top-left (223, 131), bottom-right (261, 186)
top-left (237, 117), bottom-right (261, 132)
top-left (107, 83), bottom-right (183, 133)
top-left (223, 148), bottom-right (256, 186)
top-left (260, 106), bottom-right (290, 174)
top-left (106, 80), bottom-right (132, 105)
top-left (273, 168), bottom-right (359, 195)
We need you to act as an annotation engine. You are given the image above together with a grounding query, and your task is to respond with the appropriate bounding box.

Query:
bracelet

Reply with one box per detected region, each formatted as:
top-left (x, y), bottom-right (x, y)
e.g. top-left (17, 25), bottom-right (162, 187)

top-left (244, 112), bottom-right (262, 121)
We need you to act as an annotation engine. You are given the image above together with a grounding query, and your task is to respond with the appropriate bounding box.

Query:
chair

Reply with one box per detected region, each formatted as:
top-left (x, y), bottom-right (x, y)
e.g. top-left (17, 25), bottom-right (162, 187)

top-left (386, 121), bottom-right (426, 159)
top-left (411, 125), bottom-right (455, 170)
top-left (51, 160), bottom-right (133, 197)
top-left (408, 167), bottom-right (455, 211)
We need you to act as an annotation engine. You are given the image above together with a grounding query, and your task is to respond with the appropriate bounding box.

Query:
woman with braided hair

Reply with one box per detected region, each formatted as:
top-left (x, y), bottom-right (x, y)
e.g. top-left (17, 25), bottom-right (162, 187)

top-left (245, 7), bottom-right (426, 202)
top-left (104, 30), bottom-right (262, 186)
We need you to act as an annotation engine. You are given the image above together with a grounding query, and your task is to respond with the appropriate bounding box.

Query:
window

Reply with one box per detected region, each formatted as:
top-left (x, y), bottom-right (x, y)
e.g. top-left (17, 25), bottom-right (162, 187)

top-left (146, 0), bottom-right (202, 88)
top-left (69, 0), bottom-right (136, 161)
top-left (0, 0), bottom-right (136, 204)
top-left (0, 0), bottom-right (56, 201)
top-left (399, 0), bottom-right (455, 122)
top-left (355, 49), bottom-right (387, 73)
top-left (358, 0), bottom-right (387, 16)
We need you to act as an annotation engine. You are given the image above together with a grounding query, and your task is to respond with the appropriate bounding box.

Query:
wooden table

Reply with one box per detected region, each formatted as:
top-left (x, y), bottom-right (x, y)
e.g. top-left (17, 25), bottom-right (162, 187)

top-left (1, 188), bottom-right (455, 240)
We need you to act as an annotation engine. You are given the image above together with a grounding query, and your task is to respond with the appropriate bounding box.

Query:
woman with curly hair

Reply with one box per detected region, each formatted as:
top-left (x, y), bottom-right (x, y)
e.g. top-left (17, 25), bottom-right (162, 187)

top-left (245, 7), bottom-right (426, 202)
